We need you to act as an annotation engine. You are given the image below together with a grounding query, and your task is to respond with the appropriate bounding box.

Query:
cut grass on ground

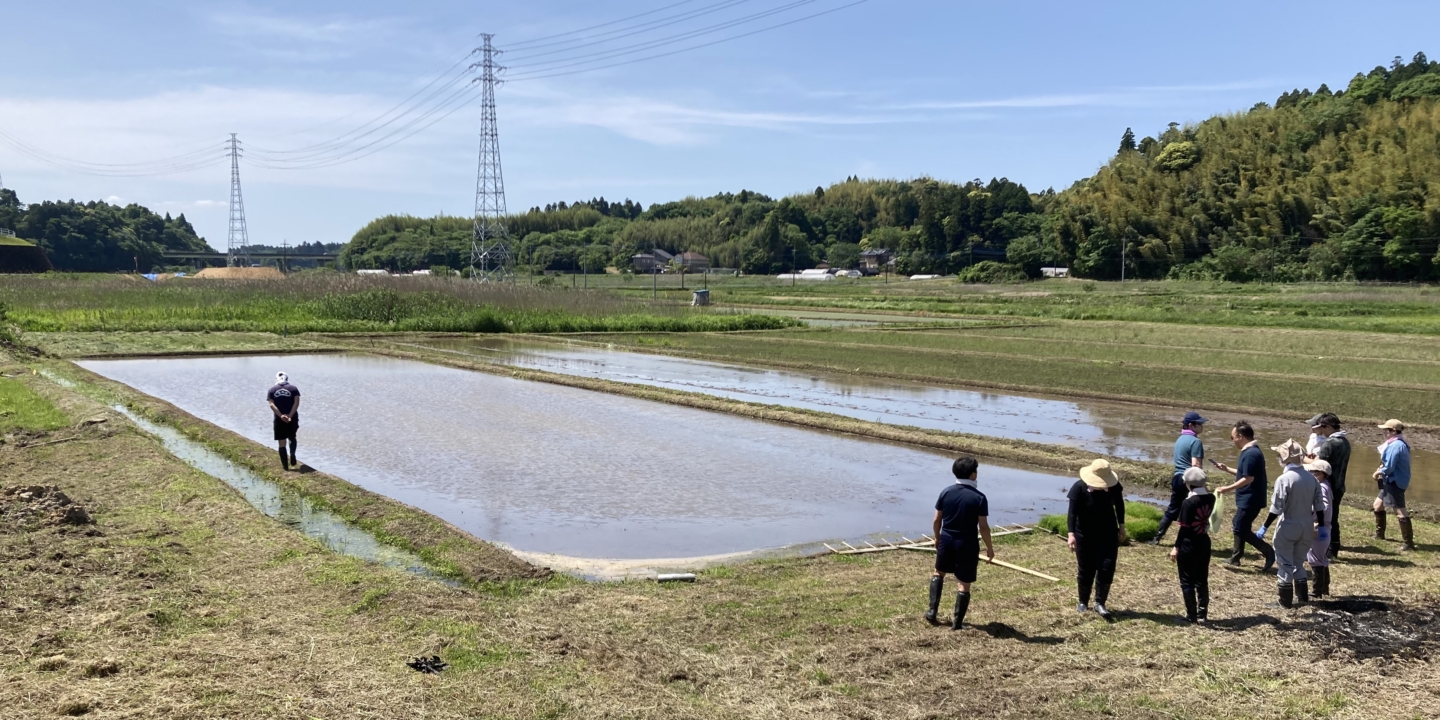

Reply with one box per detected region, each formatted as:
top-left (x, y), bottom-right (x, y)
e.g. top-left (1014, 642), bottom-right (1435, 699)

top-left (0, 375), bottom-right (69, 431)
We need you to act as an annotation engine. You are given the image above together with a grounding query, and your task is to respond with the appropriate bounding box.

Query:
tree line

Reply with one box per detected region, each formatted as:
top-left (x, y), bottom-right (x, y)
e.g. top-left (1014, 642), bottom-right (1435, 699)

top-left (0, 189), bottom-right (212, 272)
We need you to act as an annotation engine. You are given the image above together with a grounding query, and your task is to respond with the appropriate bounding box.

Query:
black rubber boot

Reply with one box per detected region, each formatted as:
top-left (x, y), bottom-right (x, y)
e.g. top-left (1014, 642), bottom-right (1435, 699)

top-left (1319, 566), bottom-right (1331, 598)
top-left (1375, 511), bottom-right (1387, 540)
top-left (925, 576), bottom-right (943, 626)
top-left (1197, 585), bottom-right (1210, 622)
top-left (952, 592), bottom-right (970, 630)
top-left (1226, 534), bottom-right (1245, 566)
top-left (288, 439), bottom-right (298, 468)
top-left (1278, 582), bottom-right (1294, 609)
top-left (1181, 588), bottom-right (1198, 623)
top-left (1309, 567), bottom-right (1324, 599)
top-left (278, 447), bottom-right (290, 470)
top-left (1399, 518), bottom-right (1415, 551)
top-left (1294, 578), bottom-right (1309, 605)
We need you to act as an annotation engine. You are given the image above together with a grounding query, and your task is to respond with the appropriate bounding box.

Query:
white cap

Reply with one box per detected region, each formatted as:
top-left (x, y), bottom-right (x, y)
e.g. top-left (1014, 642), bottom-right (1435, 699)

top-left (276, 372), bottom-right (289, 384)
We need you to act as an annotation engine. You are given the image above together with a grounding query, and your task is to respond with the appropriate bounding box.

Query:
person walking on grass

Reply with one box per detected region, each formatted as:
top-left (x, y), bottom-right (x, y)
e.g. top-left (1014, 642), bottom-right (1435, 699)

top-left (1170, 467), bottom-right (1215, 624)
top-left (1372, 419), bottom-right (1414, 551)
top-left (1258, 439), bottom-right (1324, 608)
top-left (925, 457), bottom-right (996, 630)
top-left (267, 371), bottom-right (301, 471)
top-left (1213, 421), bottom-right (1275, 571)
top-left (1152, 411), bottom-right (1206, 544)
top-left (1067, 459), bottom-right (1126, 620)
top-left (1303, 459), bottom-right (1335, 598)
top-left (1306, 413), bottom-right (1350, 559)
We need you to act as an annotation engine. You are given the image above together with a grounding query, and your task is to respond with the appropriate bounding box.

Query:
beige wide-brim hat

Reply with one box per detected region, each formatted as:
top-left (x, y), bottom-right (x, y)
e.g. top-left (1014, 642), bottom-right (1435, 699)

top-left (1304, 459), bottom-right (1332, 476)
top-left (1272, 438), bottom-right (1306, 465)
top-left (1377, 419), bottom-right (1406, 432)
top-left (1080, 459), bottom-right (1120, 489)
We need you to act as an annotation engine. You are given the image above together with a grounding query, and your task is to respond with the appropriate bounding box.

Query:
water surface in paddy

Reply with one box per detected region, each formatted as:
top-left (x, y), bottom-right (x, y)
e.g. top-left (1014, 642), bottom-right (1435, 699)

top-left (79, 354), bottom-right (1073, 560)
top-left (413, 337), bottom-right (1440, 505)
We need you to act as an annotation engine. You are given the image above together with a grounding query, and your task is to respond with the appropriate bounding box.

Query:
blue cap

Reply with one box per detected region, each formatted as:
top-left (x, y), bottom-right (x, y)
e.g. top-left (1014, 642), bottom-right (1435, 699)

top-left (1183, 411), bottom-right (1208, 425)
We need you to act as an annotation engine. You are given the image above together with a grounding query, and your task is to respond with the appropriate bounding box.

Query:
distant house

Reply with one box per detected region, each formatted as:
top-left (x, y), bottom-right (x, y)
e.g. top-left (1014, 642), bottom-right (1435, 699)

top-left (632, 253), bottom-right (660, 273)
top-left (677, 251), bottom-right (710, 272)
top-left (1041, 267), bottom-right (1070, 278)
top-left (859, 248), bottom-right (893, 275)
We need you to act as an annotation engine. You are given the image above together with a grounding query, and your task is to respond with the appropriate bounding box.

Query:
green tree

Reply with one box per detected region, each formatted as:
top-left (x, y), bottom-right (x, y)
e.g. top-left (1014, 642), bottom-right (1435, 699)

top-left (1118, 127), bottom-right (1137, 153)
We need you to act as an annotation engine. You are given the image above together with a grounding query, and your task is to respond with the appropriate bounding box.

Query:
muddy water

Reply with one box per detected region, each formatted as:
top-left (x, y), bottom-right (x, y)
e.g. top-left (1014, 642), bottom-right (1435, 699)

top-left (78, 355), bottom-right (1073, 560)
top-left (412, 337), bottom-right (1440, 505)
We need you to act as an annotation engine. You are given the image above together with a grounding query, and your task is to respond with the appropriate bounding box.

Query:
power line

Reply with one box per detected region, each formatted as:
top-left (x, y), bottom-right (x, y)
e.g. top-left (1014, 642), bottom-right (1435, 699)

top-left (504, 0), bottom-right (710, 49)
top-left (503, 0), bottom-right (754, 62)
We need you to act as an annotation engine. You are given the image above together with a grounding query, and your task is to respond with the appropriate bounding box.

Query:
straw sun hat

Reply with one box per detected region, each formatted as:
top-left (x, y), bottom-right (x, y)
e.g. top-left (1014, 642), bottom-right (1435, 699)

top-left (1080, 459), bottom-right (1120, 489)
top-left (1272, 439), bottom-right (1306, 465)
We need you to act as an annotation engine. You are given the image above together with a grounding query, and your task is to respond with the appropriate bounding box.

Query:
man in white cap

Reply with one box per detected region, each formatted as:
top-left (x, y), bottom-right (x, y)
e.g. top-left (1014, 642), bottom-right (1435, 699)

top-left (266, 371), bottom-right (302, 470)
top-left (1261, 439), bottom-right (1324, 608)
top-left (1372, 419), bottom-right (1413, 551)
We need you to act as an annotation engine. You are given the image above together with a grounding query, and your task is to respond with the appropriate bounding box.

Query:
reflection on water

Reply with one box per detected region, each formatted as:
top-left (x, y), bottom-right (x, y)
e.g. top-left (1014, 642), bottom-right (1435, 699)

top-left (413, 337), bottom-right (1440, 505)
top-left (112, 405), bottom-right (449, 583)
top-left (79, 355), bottom-right (1073, 559)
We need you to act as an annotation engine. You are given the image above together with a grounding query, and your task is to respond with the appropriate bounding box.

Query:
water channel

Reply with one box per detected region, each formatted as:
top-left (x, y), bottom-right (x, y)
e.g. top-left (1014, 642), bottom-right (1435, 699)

top-left (410, 337), bottom-right (1440, 505)
top-left (78, 354), bottom-right (1074, 561)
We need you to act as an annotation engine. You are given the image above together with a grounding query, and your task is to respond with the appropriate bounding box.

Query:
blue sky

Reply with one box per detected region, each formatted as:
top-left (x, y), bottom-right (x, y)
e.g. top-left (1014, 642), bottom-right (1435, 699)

top-left (2, 0), bottom-right (1438, 248)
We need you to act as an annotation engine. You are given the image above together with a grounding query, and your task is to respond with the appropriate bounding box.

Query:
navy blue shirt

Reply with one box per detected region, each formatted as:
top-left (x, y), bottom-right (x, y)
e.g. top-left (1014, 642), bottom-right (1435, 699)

top-left (1234, 444), bottom-right (1267, 509)
top-left (267, 383), bottom-right (301, 418)
top-left (935, 483), bottom-right (988, 543)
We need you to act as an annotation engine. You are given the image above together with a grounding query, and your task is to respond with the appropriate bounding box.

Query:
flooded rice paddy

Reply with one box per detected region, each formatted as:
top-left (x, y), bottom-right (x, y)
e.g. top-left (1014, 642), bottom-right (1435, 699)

top-left (412, 337), bottom-right (1440, 505)
top-left (79, 354), bottom-right (1073, 561)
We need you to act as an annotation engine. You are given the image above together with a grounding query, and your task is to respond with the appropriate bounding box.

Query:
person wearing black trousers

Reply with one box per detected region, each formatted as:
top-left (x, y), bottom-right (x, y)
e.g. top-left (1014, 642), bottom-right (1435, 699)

top-left (1067, 459), bottom-right (1127, 620)
top-left (925, 457), bottom-right (996, 630)
top-left (1152, 412), bottom-right (1206, 544)
top-left (1170, 467), bottom-right (1216, 623)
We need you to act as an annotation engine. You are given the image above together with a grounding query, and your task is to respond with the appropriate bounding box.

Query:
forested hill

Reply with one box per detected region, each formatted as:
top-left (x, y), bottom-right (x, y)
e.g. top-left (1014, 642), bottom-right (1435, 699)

top-left (344, 53), bottom-right (1440, 282)
top-left (0, 189), bottom-right (213, 272)
top-left (1054, 52), bottom-right (1440, 281)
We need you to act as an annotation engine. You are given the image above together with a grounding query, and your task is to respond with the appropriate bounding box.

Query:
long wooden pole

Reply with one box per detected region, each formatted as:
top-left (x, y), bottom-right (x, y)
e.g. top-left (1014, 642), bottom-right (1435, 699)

top-left (985, 557), bottom-right (1059, 582)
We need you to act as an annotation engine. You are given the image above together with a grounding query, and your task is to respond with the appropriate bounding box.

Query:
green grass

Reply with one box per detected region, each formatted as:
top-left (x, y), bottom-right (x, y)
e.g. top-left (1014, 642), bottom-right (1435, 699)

top-left (1037, 501), bottom-right (1162, 542)
top-left (0, 235), bottom-right (36, 247)
top-left (0, 274), bottom-right (798, 334)
top-left (0, 376), bottom-right (69, 431)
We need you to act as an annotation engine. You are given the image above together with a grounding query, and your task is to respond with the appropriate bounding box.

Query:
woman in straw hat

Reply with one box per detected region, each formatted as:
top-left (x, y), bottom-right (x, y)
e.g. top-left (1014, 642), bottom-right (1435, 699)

top-left (1303, 459), bottom-right (1335, 598)
top-left (1067, 459), bottom-right (1127, 620)
top-left (1261, 439), bottom-right (1325, 608)
top-left (1170, 467), bottom-right (1215, 623)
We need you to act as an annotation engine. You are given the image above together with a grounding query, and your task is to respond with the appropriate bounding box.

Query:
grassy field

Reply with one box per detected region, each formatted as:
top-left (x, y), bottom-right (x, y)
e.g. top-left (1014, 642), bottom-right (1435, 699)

top-left (0, 375), bottom-right (70, 433)
top-left (5, 363), bottom-right (1440, 718)
top-left (0, 273), bottom-right (796, 334)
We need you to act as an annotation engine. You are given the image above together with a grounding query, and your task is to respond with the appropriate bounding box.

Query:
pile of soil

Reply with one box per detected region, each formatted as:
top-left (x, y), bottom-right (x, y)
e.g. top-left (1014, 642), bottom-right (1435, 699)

top-left (1302, 597), bottom-right (1440, 661)
top-left (0, 485), bottom-right (93, 529)
top-left (193, 267), bottom-right (284, 280)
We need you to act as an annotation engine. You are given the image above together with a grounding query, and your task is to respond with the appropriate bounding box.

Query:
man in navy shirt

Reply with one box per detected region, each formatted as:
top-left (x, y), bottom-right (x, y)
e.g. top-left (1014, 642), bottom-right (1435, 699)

top-left (1152, 411), bottom-right (1206, 544)
top-left (1214, 420), bottom-right (1275, 571)
top-left (925, 456), bottom-right (996, 630)
top-left (267, 371), bottom-right (302, 471)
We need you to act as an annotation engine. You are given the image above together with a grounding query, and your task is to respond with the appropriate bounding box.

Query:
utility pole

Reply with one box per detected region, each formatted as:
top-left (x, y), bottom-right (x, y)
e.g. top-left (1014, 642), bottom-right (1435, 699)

top-left (1120, 243), bottom-right (1125, 283)
top-left (226, 133), bottom-right (251, 268)
top-left (469, 34), bottom-right (511, 282)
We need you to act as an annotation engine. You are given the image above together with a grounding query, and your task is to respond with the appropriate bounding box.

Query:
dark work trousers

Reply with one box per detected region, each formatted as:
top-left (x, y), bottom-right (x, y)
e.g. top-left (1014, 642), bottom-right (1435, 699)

top-left (1329, 485), bottom-right (1345, 556)
top-left (1230, 503), bottom-right (1273, 563)
top-left (1154, 473), bottom-right (1186, 539)
top-left (1176, 547), bottom-right (1210, 619)
top-left (1075, 540), bottom-right (1118, 606)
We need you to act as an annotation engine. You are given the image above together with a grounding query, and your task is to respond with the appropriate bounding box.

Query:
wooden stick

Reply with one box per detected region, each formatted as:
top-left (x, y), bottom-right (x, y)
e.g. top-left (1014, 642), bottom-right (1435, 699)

top-left (985, 557), bottom-right (1059, 582)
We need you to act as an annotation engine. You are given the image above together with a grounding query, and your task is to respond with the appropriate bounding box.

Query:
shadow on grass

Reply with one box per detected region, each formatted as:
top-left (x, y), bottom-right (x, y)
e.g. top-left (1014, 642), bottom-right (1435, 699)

top-left (1204, 614), bottom-right (1282, 632)
top-left (973, 622), bottom-right (1064, 645)
top-left (1338, 556), bottom-right (1414, 568)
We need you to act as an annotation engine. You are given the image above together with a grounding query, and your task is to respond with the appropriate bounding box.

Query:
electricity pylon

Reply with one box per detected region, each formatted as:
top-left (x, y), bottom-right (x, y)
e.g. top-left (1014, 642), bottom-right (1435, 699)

top-left (469, 34), bottom-right (511, 282)
top-left (227, 133), bottom-right (251, 267)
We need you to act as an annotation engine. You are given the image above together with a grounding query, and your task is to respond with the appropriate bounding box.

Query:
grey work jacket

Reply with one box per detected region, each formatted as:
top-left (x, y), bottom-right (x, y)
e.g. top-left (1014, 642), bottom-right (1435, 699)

top-left (1270, 464), bottom-right (1324, 527)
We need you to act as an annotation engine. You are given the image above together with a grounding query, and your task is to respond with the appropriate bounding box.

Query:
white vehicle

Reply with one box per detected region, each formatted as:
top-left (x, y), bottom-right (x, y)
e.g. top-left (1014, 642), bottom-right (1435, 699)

top-left (834, 269), bottom-right (862, 278)
top-left (909, 274), bottom-right (943, 280)
top-left (776, 272), bottom-right (834, 281)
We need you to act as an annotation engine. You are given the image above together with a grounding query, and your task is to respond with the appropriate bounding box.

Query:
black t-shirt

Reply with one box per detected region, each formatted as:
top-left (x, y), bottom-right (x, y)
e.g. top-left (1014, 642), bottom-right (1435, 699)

top-left (1175, 493), bottom-right (1216, 554)
top-left (267, 383), bottom-right (301, 419)
top-left (1066, 480), bottom-right (1126, 542)
top-left (935, 483), bottom-right (988, 544)
top-left (1316, 434), bottom-right (1351, 494)
top-left (1234, 445), bottom-right (1267, 509)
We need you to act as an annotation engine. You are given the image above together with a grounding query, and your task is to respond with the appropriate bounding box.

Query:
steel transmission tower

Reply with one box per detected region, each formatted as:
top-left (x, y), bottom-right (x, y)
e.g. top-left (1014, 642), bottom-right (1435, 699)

top-left (469, 34), bottom-right (511, 281)
top-left (226, 133), bottom-right (251, 267)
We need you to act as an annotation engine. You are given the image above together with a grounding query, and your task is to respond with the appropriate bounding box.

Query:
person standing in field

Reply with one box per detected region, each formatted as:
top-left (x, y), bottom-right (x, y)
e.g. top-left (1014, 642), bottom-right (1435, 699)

top-left (1303, 459), bottom-right (1335, 598)
top-left (1066, 459), bottom-right (1126, 620)
top-left (1213, 420), bottom-right (1275, 571)
top-left (267, 371), bottom-right (301, 471)
top-left (1152, 412), bottom-right (1207, 544)
top-left (1170, 467), bottom-right (1215, 624)
top-left (1260, 439), bottom-right (1324, 608)
top-left (925, 456), bottom-right (996, 630)
top-left (1306, 413), bottom-right (1350, 559)
top-left (1372, 419), bottom-right (1414, 551)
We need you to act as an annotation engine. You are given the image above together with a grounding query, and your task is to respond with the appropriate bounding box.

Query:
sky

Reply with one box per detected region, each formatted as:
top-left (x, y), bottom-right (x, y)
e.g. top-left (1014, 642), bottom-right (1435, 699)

top-left (2, 0), bottom-right (1438, 248)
